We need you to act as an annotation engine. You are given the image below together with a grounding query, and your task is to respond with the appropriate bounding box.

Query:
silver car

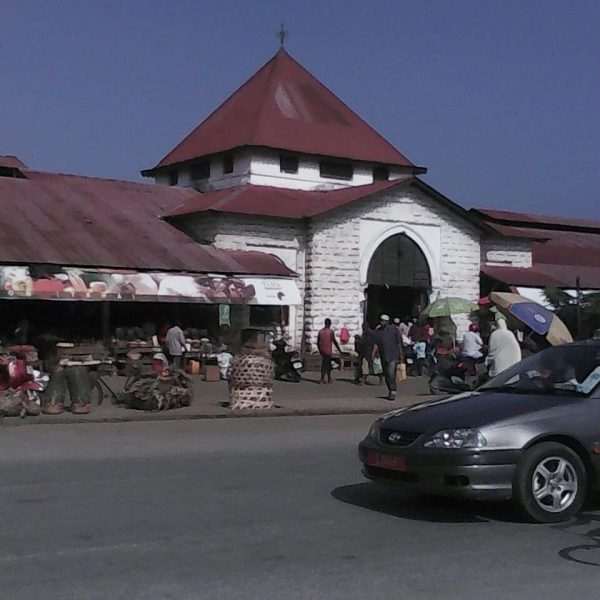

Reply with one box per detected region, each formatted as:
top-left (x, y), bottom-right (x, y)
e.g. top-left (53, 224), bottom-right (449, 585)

top-left (359, 341), bottom-right (600, 523)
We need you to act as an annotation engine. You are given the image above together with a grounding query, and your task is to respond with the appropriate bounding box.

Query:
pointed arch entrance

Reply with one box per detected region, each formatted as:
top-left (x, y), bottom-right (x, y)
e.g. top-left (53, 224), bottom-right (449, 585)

top-left (365, 233), bottom-right (431, 326)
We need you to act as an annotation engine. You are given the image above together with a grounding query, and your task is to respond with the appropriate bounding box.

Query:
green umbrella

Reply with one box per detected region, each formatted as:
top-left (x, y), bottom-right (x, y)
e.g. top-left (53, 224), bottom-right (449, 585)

top-left (421, 297), bottom-right (478, 319)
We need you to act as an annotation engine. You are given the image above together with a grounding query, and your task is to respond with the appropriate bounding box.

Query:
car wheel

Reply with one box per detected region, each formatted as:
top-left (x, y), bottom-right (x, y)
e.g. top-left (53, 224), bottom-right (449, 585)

top-left (513, 442), bottom-right (587, 523)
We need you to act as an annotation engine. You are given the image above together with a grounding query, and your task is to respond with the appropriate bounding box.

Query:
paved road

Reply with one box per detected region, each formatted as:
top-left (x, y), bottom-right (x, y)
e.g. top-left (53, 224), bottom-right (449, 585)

top-left (1, 416), bottom-right (599, 599)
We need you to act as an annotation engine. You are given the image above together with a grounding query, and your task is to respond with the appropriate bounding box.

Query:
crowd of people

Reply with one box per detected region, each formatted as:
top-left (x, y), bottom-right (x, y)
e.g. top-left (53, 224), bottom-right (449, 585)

top-left (315, 310), bottom-right (537, 400)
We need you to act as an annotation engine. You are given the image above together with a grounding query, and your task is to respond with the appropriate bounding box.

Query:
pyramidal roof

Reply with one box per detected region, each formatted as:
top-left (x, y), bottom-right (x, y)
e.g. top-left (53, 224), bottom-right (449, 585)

top-left (145, 49), bottom-right (422, 172)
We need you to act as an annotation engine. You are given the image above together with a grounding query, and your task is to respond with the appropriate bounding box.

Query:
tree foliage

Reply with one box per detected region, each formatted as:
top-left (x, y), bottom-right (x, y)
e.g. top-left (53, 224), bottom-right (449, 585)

top-left (543, 287), bottom-right (600, 339)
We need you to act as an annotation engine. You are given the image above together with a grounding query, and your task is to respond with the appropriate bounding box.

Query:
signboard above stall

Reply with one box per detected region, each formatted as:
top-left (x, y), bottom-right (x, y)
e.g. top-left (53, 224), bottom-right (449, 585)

top-left (0, 266), bottom-right (301, 305)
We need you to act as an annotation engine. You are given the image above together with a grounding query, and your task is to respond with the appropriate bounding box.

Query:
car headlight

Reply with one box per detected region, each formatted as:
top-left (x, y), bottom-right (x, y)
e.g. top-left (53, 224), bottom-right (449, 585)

top-left (368, 418), bottom-right (383, 440)
top-left (423, 429), bottom-right (487, 449)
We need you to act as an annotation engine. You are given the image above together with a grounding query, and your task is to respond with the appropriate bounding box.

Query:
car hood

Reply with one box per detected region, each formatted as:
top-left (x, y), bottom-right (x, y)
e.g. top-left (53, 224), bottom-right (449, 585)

top-left (380, 391), bottom-right (581, 433)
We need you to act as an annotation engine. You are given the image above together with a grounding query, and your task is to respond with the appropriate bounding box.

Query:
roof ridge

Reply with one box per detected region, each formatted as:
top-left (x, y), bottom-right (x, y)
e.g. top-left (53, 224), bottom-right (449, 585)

top-left (261, 51), bottom-right (412, 161)
top-left (24, 169), bottom-right (169, 188)
top-left (472, 207), bottom-right (600, 231)
top-left (150, 53), bottom-right (281, 171)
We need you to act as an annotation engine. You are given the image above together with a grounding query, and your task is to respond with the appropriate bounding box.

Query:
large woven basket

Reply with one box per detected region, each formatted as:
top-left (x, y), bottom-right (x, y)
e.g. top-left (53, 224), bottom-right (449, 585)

top-left (228, 354), bottom-right (275, 409)
top-left (228, 354), bottom-right (275, 390)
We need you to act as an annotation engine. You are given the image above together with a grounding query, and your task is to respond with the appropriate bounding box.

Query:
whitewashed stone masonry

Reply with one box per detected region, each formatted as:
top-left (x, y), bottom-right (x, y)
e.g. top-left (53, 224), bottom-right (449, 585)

top-left (481, 238), bottom-right (533, 268)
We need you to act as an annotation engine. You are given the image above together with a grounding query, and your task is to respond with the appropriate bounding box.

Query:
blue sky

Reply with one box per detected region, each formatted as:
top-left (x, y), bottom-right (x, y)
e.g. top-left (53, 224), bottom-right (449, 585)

top-left (2, 0), bottom-right (598, 218)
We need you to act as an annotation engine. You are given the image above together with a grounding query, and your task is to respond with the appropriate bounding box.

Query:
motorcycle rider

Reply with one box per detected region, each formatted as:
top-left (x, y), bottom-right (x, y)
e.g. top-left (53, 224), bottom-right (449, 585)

top-left (460, 324), bottom-right (484, 360)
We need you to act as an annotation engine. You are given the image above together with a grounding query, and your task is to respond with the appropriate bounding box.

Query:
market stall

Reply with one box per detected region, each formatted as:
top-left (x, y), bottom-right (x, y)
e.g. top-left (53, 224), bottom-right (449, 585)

top-left (0, 264), bottom-right (301, 378)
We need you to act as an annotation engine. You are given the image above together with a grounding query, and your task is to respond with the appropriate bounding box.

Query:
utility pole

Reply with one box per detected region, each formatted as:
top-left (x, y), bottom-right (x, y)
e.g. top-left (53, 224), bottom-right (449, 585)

top-left (576, 276), bottom-right (582, 339)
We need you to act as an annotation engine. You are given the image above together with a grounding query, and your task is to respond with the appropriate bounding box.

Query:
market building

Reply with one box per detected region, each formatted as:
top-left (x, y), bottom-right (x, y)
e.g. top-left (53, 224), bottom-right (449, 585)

top-left (0, 156), bottom-right (301, 360)
top-left (1, 48), bottom-right (598, 357)
top-left (141, 48), bottom-right (537, 349)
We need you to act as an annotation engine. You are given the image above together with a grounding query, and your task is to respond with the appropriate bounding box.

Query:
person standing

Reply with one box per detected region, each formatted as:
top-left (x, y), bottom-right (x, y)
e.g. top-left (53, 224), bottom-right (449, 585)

top-left (408, 318), bottom-right (424, 343)
top-left (166, 321), bottom-right (186, 370)
top-left (317, 318), bottom-right (342, 384)
top-left (372, 314), bottom-right (404, 401)
top-left (485, 318), bottom-right (522, 377)
top-left (399, 317), bottom-right (411, 338)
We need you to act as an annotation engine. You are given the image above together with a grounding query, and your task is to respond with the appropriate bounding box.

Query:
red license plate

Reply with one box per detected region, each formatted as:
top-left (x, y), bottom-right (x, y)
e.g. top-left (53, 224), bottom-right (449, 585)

top-left (366, 451), bottom-right (406, 472)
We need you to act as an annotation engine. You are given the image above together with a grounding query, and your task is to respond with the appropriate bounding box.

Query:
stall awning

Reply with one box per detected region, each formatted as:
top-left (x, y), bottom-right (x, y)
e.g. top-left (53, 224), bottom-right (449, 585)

top-left (0, 266), bottom-right (301, 305)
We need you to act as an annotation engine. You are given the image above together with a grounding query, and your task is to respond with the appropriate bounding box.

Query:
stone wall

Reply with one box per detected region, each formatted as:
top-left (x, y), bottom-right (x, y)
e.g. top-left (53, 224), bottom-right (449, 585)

top-left (175, 213), bottom-right (307, 346)
top-left (174, 182), bottom-right (483, 350)
top-left (303, 185), bottom-right (481, 348)
top-left (481, 238), bottom-right (533, 267)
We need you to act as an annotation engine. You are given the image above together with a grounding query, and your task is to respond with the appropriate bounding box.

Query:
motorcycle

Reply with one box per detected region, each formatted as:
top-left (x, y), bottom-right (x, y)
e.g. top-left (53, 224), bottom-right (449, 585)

top-left (271, 339), bottom-right (304, 383)
top-left (428, 355), bottom-right (487, 395)
top-left (0, 355), bottom-right (49, 416)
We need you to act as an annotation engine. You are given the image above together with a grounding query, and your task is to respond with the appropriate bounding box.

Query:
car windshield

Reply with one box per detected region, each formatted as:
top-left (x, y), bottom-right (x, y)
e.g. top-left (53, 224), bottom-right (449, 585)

top-left (480, 344), bottom-right (600, 397)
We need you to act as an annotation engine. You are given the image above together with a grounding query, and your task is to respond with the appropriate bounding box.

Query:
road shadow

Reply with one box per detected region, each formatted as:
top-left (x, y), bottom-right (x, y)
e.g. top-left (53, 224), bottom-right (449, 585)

top-left (552, 497), bottom-right (600, 566)
top-left (331, 482), bottom-right (522, 524)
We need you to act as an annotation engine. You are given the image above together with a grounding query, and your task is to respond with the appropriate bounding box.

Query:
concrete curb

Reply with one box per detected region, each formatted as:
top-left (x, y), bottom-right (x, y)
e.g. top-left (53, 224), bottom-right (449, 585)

top-left (0, 403), bottom-right (427, 427)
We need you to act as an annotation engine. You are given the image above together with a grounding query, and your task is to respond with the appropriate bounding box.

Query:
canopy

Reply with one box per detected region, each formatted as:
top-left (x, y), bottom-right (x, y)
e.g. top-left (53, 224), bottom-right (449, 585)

top-left (421, 297), bottom-right (478, 318)
top-left (0, 266), bottom-right (301, 306)
top-left (490, 292), bottom-right (573, 346)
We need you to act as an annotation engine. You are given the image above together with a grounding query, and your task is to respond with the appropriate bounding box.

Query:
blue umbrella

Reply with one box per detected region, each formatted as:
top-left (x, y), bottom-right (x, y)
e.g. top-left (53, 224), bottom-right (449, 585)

top-left (490, 292), bottom-right (573, 346)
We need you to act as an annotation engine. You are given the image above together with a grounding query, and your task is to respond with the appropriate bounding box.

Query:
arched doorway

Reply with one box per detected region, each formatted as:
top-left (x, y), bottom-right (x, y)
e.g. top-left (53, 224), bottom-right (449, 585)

top-left (365, 233), bottom-right (431, 326)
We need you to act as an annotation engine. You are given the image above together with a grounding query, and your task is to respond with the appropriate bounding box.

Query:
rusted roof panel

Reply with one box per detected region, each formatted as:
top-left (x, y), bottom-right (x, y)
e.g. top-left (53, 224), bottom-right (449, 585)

top-left (473, 208), bottom-right (600, 231)
top-left (481, 265), bottom-right (563, 287)
top-left (0, 155), bottom-right (28, 169)
top-left (476, 207), bottom-right (600, 289)
top-left (166, 179), bottom-right (410, 220)
top-left (0, 170), bottom-right (293, 276)
top-left (146, 49), bottom-right (422, 172)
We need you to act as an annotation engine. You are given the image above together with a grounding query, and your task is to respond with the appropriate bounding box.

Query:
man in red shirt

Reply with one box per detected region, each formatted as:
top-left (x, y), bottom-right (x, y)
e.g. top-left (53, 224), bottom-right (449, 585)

top-left (317, 318), bottom-right (342, 384)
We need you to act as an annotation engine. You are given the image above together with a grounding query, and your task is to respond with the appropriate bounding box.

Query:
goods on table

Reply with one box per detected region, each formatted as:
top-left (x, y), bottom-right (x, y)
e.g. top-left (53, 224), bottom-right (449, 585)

top-left (228, 354), bottom-right (275, 410)
top-left (56, 342), bottom-right (106, 366)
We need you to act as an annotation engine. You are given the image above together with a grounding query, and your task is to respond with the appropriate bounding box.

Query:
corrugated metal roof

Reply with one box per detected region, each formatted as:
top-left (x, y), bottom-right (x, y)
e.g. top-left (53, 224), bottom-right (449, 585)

top-left (0, 169), bottom-right (293, 276)
top-left (0, 155), bottom-right (28, 169)
top-left (481, 265), bottom-right (563, 287)
top-left (473, 208), bottom-right (600, 231)
top-left (165, 179), bottom-right (408, 219)
top-left (534, 264), bottom-right (600, 289)
top-left (476, 207), bottom-right (600, 289)
top-left (145, 49), bottom-right (423, 173)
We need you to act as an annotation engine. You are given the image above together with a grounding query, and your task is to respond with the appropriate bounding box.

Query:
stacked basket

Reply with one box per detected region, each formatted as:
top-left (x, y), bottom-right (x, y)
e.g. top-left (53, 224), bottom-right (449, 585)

top-left (228, 354), bottom-right (275, 409)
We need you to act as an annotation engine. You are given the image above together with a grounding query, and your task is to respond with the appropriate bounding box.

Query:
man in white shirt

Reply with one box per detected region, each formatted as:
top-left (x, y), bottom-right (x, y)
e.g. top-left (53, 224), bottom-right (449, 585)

top-left (165, 321), bottom-right (186, 370)
top-left (399, 317), bottom-right (411, 338)
top-left (461, 324), bottom-right (484, 360)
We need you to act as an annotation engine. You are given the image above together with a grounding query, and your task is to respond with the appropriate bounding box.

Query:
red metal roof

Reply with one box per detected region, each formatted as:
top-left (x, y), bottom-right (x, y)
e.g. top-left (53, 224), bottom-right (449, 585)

top-left (0, 155), bottom-right (28, 169)
top-left (475, 208), bottom-right (600, 289)
top-left (534, 264), bottom-right (600, 289)
top-left (473, 208), bottom-right (600, 231)
top-left (480, 265), bottom-right (563, 287)
top-left (146, 49), bottom-right (421, 172)
top-left (165, 180), bottom-right (409, 220)
top-left (0, 169), bottom-right (293, 276)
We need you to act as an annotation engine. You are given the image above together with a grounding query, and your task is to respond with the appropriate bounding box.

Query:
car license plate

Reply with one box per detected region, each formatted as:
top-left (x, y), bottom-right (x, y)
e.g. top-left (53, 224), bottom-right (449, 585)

top-left (366, 451), bottom-right (406, 471)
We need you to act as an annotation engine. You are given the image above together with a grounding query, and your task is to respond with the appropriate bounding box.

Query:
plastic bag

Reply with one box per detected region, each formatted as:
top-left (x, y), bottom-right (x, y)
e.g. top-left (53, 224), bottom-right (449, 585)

top-left (372, 357), bottom-right (383, 375)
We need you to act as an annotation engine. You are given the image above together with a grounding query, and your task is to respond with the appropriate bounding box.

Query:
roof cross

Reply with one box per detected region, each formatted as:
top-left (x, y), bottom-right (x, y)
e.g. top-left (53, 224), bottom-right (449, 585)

top-left (277, 23), bottom-right (288, 48)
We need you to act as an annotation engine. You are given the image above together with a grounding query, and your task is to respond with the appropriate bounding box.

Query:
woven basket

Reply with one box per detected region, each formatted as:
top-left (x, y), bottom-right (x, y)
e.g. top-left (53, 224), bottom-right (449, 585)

top-left (230, 387), bottom-right (273, 410)
top-left (228, 354), bottom-right (275, 390)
